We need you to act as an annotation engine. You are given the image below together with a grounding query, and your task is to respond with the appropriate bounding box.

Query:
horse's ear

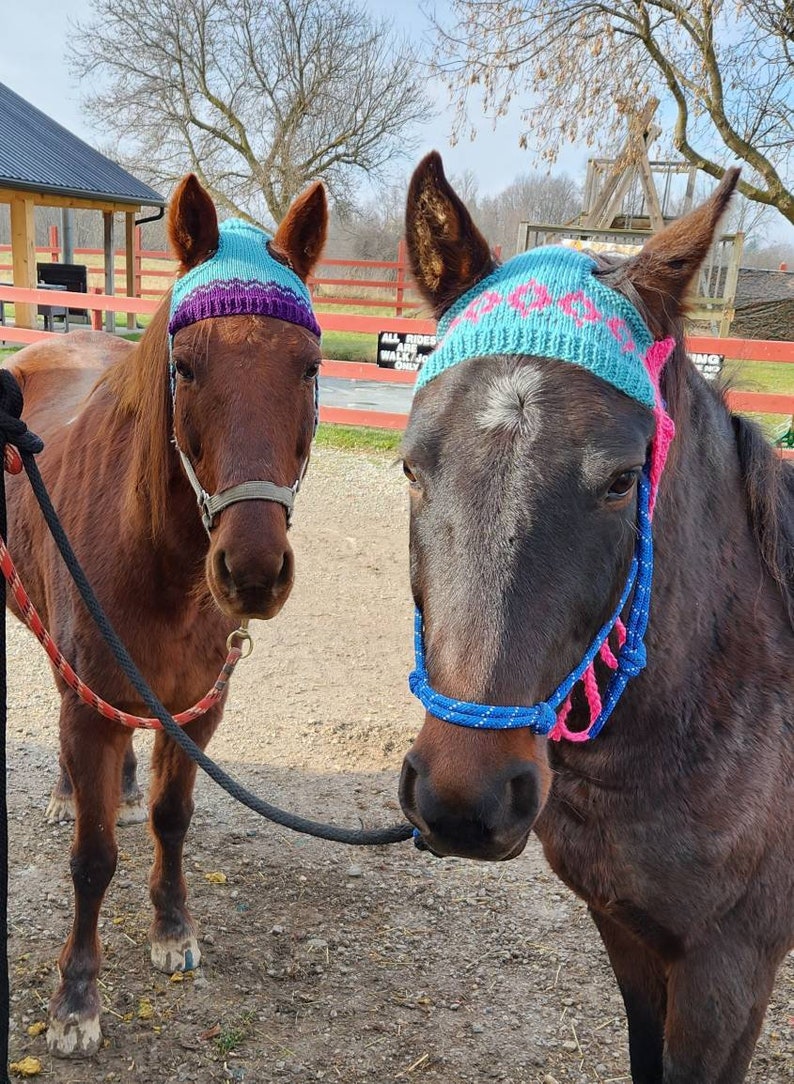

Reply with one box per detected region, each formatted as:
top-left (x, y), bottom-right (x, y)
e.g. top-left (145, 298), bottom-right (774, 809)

top-left (271, 182), bottom-right (328, 282)
top-left (168, 174), bottom-right (220, 273)
top-left (405, 151), bottom-right (496, 318)
top-left (620, 168), bottom-right (740, 330)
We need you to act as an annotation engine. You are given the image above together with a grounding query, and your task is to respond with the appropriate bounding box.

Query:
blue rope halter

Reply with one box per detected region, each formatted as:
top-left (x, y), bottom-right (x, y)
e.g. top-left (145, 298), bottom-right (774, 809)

top-left (408, 468), bottom-right (654, 739)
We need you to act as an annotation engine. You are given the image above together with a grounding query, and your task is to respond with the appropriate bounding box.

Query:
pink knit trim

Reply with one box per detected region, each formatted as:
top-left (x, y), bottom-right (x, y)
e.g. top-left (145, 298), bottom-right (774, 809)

top-left (643, 337), bottom-right (676, 517)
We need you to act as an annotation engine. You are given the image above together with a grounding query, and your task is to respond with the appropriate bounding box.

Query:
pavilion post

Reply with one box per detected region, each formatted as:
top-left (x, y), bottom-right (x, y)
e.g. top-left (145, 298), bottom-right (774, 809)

top-left (125, 212), bottom-right (136, 332)
top-left (9, 196), bottom-right (36, 329)
top-left (103, 211), bottom-right (115, 333)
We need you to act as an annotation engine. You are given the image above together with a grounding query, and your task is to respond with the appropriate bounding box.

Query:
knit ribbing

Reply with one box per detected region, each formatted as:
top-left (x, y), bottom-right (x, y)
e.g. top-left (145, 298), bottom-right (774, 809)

top-left (169, 218), bottom-right (320, 339)
top-left (417, 247), bottom-right (656, 408)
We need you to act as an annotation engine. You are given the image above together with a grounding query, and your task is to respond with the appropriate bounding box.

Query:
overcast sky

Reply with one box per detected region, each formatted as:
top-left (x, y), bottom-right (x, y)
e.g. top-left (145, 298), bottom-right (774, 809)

top-left (1, 0), bottom-right (790, 242)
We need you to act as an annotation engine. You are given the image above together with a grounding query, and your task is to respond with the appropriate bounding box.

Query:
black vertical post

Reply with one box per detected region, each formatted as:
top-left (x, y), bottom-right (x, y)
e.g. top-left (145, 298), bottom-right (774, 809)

top-left (0, 437), bottom-right (11, 1081)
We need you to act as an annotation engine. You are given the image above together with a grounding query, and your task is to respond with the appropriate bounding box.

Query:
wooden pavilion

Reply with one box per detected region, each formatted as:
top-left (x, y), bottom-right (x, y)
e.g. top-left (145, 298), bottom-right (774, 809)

top-left (0, 82), bottom-right (165, 328)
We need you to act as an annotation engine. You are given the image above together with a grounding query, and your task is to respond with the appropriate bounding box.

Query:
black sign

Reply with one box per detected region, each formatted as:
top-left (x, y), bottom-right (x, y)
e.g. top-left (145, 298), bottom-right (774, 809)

top-left (688, 352), bottom-right (725, 381)
top-left (377, 331), bottom-right (437, 372)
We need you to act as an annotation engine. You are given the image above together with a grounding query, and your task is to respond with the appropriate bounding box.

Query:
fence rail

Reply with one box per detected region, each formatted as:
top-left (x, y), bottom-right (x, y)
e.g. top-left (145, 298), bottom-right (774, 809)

top-left (0, 282), bottom-right (791, 454)
top-left (0, 233), bottom-right (425, 316)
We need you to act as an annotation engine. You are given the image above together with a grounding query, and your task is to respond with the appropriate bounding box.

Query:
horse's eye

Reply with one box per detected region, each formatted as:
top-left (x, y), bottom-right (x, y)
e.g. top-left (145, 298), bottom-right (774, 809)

top-left (174, 359), bottom-right (194, 382)
top-left (606, 470), bottom-right (639, 500)
top-left (304, 361), bottom-right (320, 382)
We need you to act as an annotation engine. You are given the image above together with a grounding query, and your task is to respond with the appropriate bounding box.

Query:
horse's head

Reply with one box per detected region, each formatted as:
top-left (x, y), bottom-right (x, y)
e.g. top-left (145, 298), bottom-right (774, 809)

top-left (398, 152), bottom-right (738, 861)
top-left (166, 174), bottom-right (327, 620)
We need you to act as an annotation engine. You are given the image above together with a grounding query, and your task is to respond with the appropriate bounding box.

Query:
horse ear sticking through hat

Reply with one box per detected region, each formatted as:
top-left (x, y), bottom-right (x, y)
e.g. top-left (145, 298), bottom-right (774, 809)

top-left (5, 173), bottom-right (327, 1057)
top-left (399, 152), bottom-right (793, 1084)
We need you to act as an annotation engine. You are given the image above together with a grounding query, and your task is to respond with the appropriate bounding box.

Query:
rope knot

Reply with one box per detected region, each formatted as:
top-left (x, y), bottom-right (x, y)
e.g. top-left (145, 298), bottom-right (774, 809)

top-left (0, 370), bottom-right (44, 456)
top-left (620, 642), bottom-right (647, 677)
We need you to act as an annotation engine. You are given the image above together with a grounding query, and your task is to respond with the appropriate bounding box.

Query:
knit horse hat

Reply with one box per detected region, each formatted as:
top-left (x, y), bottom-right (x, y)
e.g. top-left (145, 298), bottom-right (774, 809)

top-left (417, 245), bottom-right (675, 512)
top-left (168, 217), bottom-right (321, 340)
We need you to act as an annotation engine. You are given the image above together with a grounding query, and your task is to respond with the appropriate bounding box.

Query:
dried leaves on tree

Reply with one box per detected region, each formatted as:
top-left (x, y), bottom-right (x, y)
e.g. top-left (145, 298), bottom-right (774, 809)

top-left (433, 0), bottom-right (794, 224)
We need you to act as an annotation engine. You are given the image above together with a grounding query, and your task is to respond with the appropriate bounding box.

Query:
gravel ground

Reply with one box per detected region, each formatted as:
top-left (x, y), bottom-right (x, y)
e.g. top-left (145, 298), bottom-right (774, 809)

top-left (6, 446), bottom-right (793, 1083)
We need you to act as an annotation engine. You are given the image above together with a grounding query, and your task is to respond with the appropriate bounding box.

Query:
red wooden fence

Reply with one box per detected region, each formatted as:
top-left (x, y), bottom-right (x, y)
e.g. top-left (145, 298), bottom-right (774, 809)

top-left (0, 232), bottom-right (425, 316)
top-left (0, 282), bottom-right (791, 455)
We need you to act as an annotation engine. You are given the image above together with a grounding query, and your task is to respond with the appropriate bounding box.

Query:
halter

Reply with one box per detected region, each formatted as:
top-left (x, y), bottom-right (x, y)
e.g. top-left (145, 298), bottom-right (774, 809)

top-left (409, 469), bottom-right (653, 741)
top-left (168, 218), bottom-right (321, 534)
top-left (406, 246), bottom-right (676, 742)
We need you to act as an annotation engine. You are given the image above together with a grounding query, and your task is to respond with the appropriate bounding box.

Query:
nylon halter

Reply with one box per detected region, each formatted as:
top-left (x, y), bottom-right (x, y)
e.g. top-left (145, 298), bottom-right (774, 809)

top-left (408, 327), bottom-right (676, 743)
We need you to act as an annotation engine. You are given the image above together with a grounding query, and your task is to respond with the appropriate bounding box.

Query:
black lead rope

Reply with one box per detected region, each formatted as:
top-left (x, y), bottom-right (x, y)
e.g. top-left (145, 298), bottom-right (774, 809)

top-left (1, 381), bottom-right (12, 1081)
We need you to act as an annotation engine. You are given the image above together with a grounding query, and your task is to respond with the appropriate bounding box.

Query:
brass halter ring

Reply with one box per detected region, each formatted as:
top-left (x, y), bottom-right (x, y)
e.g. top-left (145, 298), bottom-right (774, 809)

top-left (226, 620), bottom-right (254, 658)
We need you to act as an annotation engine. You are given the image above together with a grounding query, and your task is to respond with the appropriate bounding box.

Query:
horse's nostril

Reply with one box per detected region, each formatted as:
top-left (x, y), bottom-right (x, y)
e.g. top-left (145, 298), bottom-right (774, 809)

top-left (509, 765), bottom-right (540, 822)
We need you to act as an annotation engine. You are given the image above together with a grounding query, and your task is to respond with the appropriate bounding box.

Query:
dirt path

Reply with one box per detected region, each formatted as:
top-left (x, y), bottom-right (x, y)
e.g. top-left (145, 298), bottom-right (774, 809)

top-left (6, 447), bottom-right (793, 1083)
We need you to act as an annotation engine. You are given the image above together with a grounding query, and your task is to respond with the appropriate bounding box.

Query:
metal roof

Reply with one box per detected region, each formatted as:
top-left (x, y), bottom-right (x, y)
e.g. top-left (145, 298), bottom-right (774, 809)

top-left (0, 82), bottom-right (165, 208)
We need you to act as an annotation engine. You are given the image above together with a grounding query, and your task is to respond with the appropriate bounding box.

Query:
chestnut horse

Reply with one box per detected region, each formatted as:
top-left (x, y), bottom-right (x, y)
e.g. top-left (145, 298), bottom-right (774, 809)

top-left (399, 154), bottom-right (793, 1083)
top-left (6, 174), bottom-right (327, 1056)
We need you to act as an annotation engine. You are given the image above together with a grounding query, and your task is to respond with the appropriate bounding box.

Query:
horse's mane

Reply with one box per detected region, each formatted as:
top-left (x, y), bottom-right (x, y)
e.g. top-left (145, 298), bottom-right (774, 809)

top-left (96, 298), bottom-right (173, 538)
top-left (594, 252), bottom-right (794, 629)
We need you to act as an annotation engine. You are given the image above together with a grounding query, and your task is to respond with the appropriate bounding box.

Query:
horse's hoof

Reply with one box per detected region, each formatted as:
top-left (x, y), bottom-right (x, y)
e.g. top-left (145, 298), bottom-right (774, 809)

top-left (46, 1012), bottom-right (102, 1058)
top-left (116, 795), bottom-right (148, 827)
top-left (45, 793), bottom-right (75, 825)
top-left (150, 935), bottom-right (201, 974)
top-left (45, 794), bottom-right (148, 827)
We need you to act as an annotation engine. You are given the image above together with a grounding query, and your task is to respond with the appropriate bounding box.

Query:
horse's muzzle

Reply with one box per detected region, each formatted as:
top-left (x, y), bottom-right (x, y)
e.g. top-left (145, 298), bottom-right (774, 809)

top-left (398, 746), bottom-right (541, 862)
top-left (206, 504), bottom-right (295, 619)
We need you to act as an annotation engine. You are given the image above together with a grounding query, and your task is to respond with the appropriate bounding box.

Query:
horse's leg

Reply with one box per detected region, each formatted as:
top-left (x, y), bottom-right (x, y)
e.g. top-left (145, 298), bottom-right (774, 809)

top-left (47, 699), bottom-right (128, 1058)
top-left (117, 742), bottom-right (147, 825)
top-left (663, 923), bottom-right (784, 1084)
top-left (590, 910), bottom-right (666, 1084)
top-left (45, 754), bottom-right (76, 825)
top-left (47, 744), bottom-right (146, 826)
top-left (148, 708), bottom-right (223, 974)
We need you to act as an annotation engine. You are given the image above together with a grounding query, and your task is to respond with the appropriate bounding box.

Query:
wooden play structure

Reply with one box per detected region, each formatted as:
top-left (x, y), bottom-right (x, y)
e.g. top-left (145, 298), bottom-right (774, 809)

top-left (516, 100), bottom-right (744, 336)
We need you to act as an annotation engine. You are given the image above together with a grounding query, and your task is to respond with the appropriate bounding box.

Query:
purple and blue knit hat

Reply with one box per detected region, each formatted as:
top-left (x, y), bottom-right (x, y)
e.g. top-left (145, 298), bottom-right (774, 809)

top-left (168, 218), bottom-right (321, 340)
top-left (417, 246), bottom-right (657, 408)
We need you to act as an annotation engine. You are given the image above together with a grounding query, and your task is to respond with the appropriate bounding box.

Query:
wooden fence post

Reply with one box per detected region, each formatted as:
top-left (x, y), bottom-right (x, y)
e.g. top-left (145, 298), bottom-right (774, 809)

top-left (48, 225), bottom-right (59, 262)
top-left (90, 287), bottom-right (102, 331)
top-left (396, 239), bottom-right (407, 317)
top-left (134, 226), bottom-right (143, 300)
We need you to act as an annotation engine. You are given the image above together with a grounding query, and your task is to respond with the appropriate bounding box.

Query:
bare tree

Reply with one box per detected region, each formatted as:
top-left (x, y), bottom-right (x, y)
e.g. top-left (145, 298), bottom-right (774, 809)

top-left (71, 0), bottom-right (432, 226)
top-left (431, 1), bottom-right (794, 224)
top-left (477, 173), bottom-right (581, 256)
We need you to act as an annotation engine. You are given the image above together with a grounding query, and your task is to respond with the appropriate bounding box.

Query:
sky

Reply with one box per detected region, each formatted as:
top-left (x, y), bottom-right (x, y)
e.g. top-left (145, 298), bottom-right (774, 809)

top-left (0, 0), bottom-right (791, 242)
top-left (0, 0), bottom-right (594, 195)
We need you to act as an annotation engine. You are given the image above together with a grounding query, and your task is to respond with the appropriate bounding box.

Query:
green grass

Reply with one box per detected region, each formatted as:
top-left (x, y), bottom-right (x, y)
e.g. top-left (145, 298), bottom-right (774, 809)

top-left (314, 423), bottom-right (402, 453)
top-left (321, 329), bottom-right (377, 362)
top-left (213, 1010), bottom-right (255, 1057)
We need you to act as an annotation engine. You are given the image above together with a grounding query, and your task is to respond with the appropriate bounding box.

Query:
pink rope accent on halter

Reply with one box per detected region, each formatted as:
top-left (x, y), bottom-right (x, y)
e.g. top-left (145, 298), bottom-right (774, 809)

top-left (582, 662), bottom-right (602, 722)
top-left (615, 617), bottom-right (627, 648)
top-left (599, 639), bottom-right (619, 669)
top-left (643, 337), bottom-right (676, 517)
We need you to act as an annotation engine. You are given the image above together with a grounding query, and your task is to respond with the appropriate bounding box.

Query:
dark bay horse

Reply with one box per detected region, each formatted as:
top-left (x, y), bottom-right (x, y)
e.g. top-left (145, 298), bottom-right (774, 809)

top-left (398, 153), bottom-right (793, 1083)
top-left (6, 174), bottom-right (327, 1056)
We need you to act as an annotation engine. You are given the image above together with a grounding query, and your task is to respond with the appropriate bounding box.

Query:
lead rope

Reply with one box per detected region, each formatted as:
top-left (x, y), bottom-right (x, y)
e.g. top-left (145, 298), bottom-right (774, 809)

top-left (0, 372), bottom-right (36, 1084)
top-left (1, 439), bottom-right (10, 1083)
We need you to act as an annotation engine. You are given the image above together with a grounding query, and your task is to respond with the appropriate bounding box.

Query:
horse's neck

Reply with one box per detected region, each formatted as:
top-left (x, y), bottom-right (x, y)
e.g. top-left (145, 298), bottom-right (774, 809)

top-left (102, 322), bottom-right (211, 599)
top-left (635, 365), bottom-right (784, 718)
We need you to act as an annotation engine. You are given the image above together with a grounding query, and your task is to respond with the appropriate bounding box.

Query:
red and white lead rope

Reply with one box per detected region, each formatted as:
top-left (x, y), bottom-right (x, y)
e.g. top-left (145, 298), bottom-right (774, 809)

top-left (1, 444), bottom-right (244, 730)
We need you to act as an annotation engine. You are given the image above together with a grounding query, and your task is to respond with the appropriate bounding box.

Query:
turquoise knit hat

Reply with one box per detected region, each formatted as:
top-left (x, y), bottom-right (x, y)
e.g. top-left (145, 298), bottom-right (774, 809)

top-left (169, 218), bottom-right (320, 339)
top-left (417, 247), bottom-right (656, 408)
